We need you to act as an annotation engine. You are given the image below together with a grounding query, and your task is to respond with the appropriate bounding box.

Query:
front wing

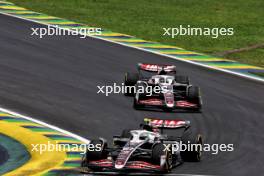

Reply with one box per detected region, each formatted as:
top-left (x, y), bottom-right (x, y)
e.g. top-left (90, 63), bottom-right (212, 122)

top-left (85, 159), bottom-right (165, 172)
top-left (136, 98), bottom-right (200, 110)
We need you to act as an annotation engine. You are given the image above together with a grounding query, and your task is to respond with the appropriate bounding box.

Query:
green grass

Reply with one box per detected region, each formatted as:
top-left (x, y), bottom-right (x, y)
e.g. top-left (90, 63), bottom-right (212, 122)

top-left (250, 72), bottom-right (264, 78)
top-left (9, 0), bottom-right (264, 67)
top-left (227, 48), bottom-right (264, 67)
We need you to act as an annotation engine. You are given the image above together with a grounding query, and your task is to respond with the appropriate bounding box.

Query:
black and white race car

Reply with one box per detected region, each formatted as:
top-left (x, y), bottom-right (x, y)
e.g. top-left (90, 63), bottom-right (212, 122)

top-left (81, 118), bottom-right (203, 173)
top-left (124, 63), bottom-right (202, 112)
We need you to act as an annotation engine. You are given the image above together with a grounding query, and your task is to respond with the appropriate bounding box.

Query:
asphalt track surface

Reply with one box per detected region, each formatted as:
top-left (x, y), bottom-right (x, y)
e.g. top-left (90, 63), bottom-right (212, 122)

top-left (0, 14), bottom-right (264, 176)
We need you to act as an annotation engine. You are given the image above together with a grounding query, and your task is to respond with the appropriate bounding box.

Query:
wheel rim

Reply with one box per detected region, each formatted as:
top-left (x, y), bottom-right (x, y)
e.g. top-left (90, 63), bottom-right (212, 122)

top-left (196, 135), bottom-right (203, 161)
top-left (166, 150), bottom-right (173, 170)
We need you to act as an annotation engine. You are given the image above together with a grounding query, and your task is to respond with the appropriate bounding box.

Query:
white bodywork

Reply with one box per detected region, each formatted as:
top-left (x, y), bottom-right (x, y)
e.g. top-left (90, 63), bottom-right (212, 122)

top-left (115, 130), bottom-right (161, 169)
top-left (149, 75), bottom-right (175, 108)
top-left (130, 130), bottom-right (160, 143)
top-left (148, 75), bottom-right (175, 86)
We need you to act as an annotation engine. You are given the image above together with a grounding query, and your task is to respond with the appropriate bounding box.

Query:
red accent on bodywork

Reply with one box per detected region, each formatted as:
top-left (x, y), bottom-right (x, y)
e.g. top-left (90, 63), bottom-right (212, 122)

top-left (176, 100), bottom-right (197, 108)
top-left (89, 159), bottom-right (161, 170)
top-left (139, 99), bottom-right (163, 105)
top-left (126, 161), bottom-right (161, 169)
top-left (89, 159), bottom-right (113, 167)
top-left (149, 119), bottom-right (187, 128)
top-left (164, 92), bottom-right (174, 107)
top-left (140, 63), bottom-right (176, 72)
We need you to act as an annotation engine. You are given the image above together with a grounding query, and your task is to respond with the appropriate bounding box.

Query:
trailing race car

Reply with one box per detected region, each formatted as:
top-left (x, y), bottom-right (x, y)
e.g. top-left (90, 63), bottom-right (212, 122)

top-left (81, 118), bottom-right (203, 173)
top-left (124, 63), bottom-right (202, 111)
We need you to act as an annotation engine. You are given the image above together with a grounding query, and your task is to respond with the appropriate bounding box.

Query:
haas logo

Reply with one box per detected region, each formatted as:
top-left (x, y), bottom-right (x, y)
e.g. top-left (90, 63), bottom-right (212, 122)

top-left (150, 119), bottom-right (185, 127)
top-left (142, 64), bottom-right (158, 71)
top-left (141, 64), bottom-right (175, 72)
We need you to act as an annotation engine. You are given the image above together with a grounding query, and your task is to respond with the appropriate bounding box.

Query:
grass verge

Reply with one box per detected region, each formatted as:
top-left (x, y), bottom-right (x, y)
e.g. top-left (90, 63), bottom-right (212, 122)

top-left (9, 0), bottom-right (264, 67)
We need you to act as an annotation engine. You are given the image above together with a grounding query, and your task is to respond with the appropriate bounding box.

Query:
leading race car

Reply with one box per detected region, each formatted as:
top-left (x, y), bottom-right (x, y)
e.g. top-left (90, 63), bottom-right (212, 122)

top-left (81, 118), bottom-right (203, 174)
top-left (124, 63), bottom-right (202, 112)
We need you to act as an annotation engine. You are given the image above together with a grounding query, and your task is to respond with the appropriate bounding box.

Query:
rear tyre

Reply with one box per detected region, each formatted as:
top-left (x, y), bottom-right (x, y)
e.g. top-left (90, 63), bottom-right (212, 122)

top-left (124, 72), bottom-right (139, 96)
top-left (181, 128), bottom-right (203, 162)
top-left (175, 75), bottom-right (189, 85)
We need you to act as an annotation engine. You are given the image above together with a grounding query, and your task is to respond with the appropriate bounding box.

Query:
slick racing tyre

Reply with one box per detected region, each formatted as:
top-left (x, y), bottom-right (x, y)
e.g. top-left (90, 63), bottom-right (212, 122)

top-left (180, 128), bottom-right (203, 162)
top-left (187, 86), bottom-right (200, 99)
top-left (133, 83), bottom-right (147, 109)
top-left (84, 139), bottom-right (108, 162)
top-left (187, 86), bottom-right (202, 111)
top-left (121, 129), bottom-right (132, 138)
top-left (113, 130), bottom-right (132, 147)
top-left (124, 72), bottom-right (139, 96)
top-left (133, 97), bottom-right (145, 109)
top-left (152, 143), bottom-right (172, 172)
top-left (175, 75), bottom-right (190, 85)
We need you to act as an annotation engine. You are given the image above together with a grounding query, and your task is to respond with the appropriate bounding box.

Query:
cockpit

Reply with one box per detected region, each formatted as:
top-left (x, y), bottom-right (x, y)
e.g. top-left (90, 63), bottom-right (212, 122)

top-left (148, 75), bottom-right (175, 85)
top-left (130, 130), bottom-right (159, 142)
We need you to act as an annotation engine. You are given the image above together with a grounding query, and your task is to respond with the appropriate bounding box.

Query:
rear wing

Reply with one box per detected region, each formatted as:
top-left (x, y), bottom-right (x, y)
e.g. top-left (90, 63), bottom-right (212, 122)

top-left (138, 63), bottom-right (176, 73)
top-left (142, 118), bottom-right (190, 129)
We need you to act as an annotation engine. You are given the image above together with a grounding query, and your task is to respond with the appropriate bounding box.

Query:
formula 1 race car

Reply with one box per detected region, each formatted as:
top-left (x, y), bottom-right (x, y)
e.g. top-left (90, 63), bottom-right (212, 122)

top-left (124, 63), bottom-right (202, 111)
top-left (81, 118), bottom-right (203, 174)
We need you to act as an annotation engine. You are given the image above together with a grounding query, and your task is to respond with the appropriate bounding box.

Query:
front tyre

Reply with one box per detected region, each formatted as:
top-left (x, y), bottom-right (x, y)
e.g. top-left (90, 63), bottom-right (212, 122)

top-left (124, 72), bottom-right (139, 96)
top-left (133, 97), bottom-right (145, 109)
top-left (187, 86), bottom-right (200, 99)
top-left (82, 139), bottom-right (108, 163)
top-left (121, 129), bottom-right (132, 138)
top-left (82, 139), bottom-right (108, 171)
top-left (152, 143), bottom-right (172, 173)
top-left (180, 128), bottom-right (203, 162)
top-left (187, 86), bottom-right (202, 111)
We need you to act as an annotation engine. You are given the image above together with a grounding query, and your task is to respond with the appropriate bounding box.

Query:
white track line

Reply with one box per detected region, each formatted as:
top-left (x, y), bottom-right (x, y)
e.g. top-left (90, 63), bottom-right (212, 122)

top-left (0, 12), bottom-right (263, 83)
top-left (0, 106), bottom-right (90, 143)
